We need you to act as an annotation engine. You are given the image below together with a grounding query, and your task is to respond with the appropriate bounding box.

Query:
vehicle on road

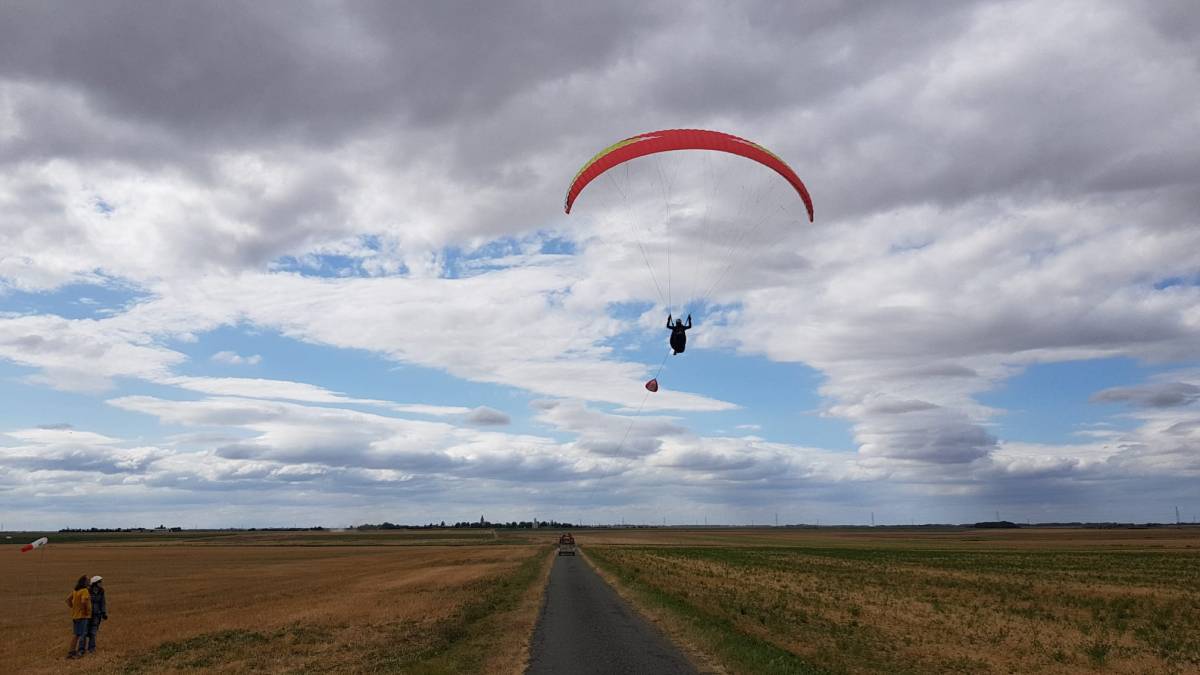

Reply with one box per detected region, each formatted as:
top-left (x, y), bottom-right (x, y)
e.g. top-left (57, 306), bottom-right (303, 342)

top-left (557, 533), bottom-right (576, 556)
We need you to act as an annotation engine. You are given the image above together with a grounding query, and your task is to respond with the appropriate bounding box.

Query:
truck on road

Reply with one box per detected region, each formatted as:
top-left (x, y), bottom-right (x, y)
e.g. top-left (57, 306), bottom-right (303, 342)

top-left (557, 533), bottom-right (576, 556)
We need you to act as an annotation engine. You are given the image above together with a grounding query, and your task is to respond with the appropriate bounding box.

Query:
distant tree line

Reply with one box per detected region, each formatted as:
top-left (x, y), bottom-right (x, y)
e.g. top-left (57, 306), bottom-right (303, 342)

top-left (970, 521), bottom-right (1184, 529)
top-left (356, 520), bottom-right (577, 530)
top-left (58, 526), bottom-right (183, 532)
top-left (57, 526), bottom-right (327, 533)
top-left (58, 527), bottom-right (164, 533)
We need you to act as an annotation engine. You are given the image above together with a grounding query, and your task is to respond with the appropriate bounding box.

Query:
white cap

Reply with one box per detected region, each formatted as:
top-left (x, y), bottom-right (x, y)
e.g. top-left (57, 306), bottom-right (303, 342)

top-left (90, 575), bottom-right (103, 584)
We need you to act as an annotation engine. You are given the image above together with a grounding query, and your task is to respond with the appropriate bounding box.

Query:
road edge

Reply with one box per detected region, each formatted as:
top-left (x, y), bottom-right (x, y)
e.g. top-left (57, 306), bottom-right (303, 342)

top-left (578, 547), bottom-right (728, 675)
top-left (510, 546), bottom-right (558, 674)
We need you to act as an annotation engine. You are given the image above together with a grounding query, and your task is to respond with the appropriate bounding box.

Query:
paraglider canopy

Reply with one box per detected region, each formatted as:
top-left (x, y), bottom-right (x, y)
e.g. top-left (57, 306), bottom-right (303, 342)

top-left (564, 127), bottom-right (815, 395)
top-left (20, 536), bottom-right (47, 553)
top-left (565, 128), bottom-right (814, 222)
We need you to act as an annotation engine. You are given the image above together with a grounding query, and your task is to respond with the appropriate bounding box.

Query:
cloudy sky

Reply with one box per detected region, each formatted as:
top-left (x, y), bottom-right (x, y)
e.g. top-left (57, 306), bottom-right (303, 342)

top-left (1, 1), bottom-right (1198, 529)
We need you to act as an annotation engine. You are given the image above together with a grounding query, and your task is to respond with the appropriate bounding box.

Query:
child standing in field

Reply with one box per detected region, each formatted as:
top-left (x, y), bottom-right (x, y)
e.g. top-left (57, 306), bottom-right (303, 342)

top-left (66, 575), bottom-right (91, 659)
top-left (86, 576), bottom-right (108, 654)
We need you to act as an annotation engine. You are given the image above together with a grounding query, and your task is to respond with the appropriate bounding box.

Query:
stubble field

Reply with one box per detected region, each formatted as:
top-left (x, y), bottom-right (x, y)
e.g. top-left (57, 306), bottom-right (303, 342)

top-left (1, 529), bottom-right (551, 674)
top-left (7, 527), bottom-right (1198, 674)
top-left (584, 527), bottom-right (1200, 674)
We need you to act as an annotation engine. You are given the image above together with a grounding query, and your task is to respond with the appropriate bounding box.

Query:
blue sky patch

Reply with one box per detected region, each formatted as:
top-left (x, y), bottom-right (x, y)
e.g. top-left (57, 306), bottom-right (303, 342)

top-left (977, 357), bottom-right (1170, 443)
top-left (0, 278), bottom-right (150, 319)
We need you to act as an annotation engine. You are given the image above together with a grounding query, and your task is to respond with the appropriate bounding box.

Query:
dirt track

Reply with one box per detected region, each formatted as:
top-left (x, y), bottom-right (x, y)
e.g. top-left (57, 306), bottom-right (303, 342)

top-left (526, 553), bottom-right (697, 675)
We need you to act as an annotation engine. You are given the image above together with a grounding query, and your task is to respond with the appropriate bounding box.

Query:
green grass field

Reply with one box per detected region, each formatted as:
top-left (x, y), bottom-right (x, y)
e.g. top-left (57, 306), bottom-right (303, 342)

top-left (585, 528), bottom-right (1200, 674)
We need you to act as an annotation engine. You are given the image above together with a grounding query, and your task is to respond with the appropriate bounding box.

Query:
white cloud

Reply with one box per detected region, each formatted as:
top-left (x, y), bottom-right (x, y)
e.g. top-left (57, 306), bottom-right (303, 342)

top-left (211, 351), bottom-right (262, 366)
top-left (0, 1), bottom-right (1198, 525)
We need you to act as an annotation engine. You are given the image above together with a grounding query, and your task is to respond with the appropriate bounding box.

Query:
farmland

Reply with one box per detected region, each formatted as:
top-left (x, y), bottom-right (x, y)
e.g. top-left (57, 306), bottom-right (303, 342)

top-left (5, 526), bottom-right (1198, 674)
top-left (1, 529), bottom-right (551, 674)
top-left (584, 527), bottom-right (1200, 674)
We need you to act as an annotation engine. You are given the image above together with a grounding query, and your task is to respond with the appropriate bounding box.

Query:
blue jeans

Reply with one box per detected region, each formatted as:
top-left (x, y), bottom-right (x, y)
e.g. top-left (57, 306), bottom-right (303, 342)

top-left (86, 619), bottom-right (101, 652)
top-left (72, 619), bottom-right (89, 655)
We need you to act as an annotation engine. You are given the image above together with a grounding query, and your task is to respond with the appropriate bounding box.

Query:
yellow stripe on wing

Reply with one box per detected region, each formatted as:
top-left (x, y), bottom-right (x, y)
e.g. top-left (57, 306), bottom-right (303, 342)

top-left (570, 134), bottom-right (658, 185)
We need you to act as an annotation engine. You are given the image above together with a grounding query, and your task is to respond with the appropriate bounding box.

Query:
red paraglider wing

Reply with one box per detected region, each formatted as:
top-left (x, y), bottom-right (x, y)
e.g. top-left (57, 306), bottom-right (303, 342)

top-left (645, 378), bottom-right (659, 392)
top-left (565, 129), bottom-right (814, 222)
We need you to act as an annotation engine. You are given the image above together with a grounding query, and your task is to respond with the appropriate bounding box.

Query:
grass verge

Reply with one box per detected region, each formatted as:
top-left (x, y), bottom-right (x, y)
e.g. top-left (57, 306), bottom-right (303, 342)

top-left (390, 544), bottom-right (554, 674)
top-left (586, 547), bottom-right (829, 675)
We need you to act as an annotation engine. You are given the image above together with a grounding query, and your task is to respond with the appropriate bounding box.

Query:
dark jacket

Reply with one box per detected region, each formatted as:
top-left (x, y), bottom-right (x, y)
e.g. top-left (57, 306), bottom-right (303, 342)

top-left (667, 315), bottom-right (692, 335)
top-left (89, 585), bottom-right (107, 624)
top-left (667, 315), bottom-right (692, 353)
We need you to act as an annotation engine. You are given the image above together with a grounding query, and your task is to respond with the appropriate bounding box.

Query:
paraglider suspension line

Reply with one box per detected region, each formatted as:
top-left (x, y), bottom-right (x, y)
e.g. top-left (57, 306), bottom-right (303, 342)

top-left (658, 157), bottom-right (672, 311)
top-left (612, 350), bottom-right (672, 457)
top-left (606, 171), bottom-right (667, 307)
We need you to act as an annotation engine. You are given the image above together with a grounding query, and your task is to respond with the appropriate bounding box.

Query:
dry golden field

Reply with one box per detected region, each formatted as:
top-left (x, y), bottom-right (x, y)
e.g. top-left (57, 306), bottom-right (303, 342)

top-left (584, 527), bottom-right (1200, 674)
top-left (1, 530), bottom-right (552, 673)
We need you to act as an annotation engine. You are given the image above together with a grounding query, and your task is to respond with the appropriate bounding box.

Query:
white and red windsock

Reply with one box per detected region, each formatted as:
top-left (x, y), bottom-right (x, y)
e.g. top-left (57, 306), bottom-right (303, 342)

top-left (20, 537), bottom-right (48, 553)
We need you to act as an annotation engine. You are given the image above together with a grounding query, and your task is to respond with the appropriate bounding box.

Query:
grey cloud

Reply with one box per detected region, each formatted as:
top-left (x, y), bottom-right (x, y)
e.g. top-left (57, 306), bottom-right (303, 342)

top-left (648, 2), bottom-right (979, 118)
top-left (901, 363), bottom-right (980, 379)
top-left (464, 406), bottom-right (511, 426)
top-left (663, 449), bottom-right (756, 473)
top-left (214, 443), bottom-right (263, 460)
top-left (0, 1), bottom-right (659, 148)
top-left (4, 0), bottom-right (1196, 287)
top-left (867, 399), bottom-right (939, 415)
top-left (580, 436), bottom-right (661, 458)
top-left (0, 443), bottom-right (164, 475)
top-left (2, 1), bottom-right (1200, 527)
top-left (532, 398), bottom-right (686, 458)
top-left (458, 452), bottom-right (585, 483)
top-left (860, 420), bottom-right (996, 465)
top-left (1164, 420), bottom-right (1200, 436)
top-left (1092, 382), bottom-right (1200, 408)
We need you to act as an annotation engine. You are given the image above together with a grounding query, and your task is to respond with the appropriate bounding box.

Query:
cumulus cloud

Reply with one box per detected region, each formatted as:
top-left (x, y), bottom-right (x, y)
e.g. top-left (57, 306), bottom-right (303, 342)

top-left (1092, 382), bottom-right (1200, 408)
top-left (1, 1), bottom-right (1198, 525)
top-left (464, 406), bottom-right (511, 426)
top-left (211, 350), bottom-right (262, 366)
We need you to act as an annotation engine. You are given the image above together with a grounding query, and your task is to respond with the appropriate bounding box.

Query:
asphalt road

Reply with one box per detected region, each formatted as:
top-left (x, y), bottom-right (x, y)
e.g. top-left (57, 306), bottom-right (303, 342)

top-left (526, 553), bottom-right (698, 675)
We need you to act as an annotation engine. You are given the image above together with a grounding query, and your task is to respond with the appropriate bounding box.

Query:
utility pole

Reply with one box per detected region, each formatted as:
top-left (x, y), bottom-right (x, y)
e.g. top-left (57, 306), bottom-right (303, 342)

top-left (775, 512), bottom-right (779, 527)
top-left (1177, 506), bottom-right (1181, 525)
top-left (871, 512), bottom-right (875, 527)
